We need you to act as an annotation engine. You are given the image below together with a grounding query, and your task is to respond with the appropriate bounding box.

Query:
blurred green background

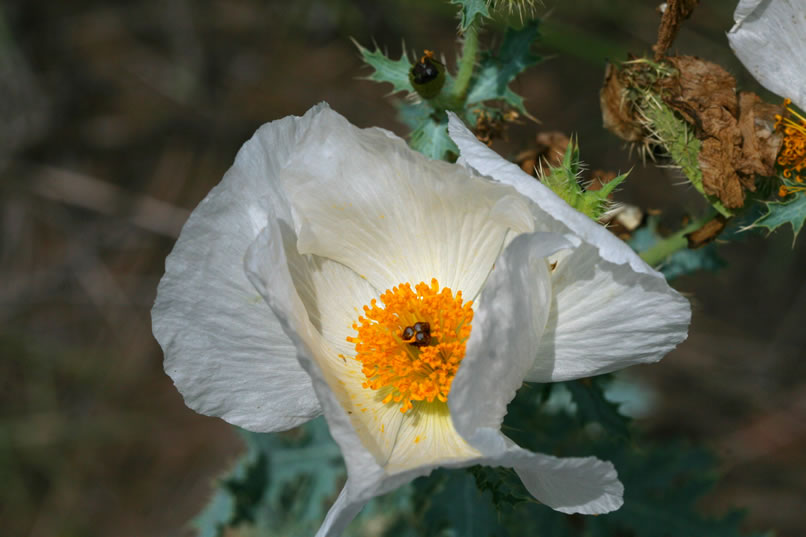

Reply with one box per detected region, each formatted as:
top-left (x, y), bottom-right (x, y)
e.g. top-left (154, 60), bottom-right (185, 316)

top-left (2, 1), bottom-right (805, 536)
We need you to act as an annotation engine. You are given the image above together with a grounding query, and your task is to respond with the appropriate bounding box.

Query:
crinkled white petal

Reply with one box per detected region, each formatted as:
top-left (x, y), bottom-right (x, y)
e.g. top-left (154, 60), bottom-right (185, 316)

top-left (249, 215), bottom-right (481, 470)
top-left (244, 223), bottom-right (389, 527)
top-left (448, 114), bottom-right (691, 382)
top-left (513, 452), bottom-right (623, 514)
top-left (161, 103), bottom-right (640, 536)
top-left (152, 106), bottom-right (334, 432)
top-left (733, 0), bottom-right (761, 24)
top-left (450, 231), bottom-right (575, 441)
top-left (514, 453), bottom-right (623, 514)
top-left (527, 242), bottom-right (692, 381)
top-left (728, 0), bottom-right (806, 111)
top-left (448, 113), bottom-right (653, 275)
top-left (278, 106), bottom-right (534, 300)
top-left (449, 229), bottom-right (622, 516)
top-left (244, 218), bottom-right (484, 535)
top-left (314, 486), bottom-right (367, 537)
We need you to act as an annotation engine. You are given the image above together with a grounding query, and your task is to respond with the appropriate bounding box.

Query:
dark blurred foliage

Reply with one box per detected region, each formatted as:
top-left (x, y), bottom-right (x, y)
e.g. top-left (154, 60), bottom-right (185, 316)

top-left (1, 1), bottom-right (805, 536)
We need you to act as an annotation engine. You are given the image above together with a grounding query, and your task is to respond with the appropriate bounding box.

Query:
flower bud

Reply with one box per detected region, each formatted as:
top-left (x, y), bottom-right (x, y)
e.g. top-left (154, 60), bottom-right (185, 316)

top-left (409, 50), bottom-right (445, 100)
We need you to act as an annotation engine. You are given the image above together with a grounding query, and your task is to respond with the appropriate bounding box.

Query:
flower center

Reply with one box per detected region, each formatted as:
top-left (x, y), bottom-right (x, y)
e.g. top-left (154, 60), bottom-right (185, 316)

top-left (775, 99), bottom-right (806, 182)
top-left (344, 278), bottom-right (473, 413)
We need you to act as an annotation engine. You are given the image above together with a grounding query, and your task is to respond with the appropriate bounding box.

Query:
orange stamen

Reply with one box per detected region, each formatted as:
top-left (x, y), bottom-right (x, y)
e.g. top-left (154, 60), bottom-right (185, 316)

top-left (776, 99), bottom-right (806, 180)
top-left (344, 279), bottom-right (473, 413)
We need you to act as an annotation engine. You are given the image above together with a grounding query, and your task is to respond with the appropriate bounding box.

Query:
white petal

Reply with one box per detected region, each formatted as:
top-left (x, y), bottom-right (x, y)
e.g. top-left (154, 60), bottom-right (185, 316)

top-left (733, 0), bottom-right (762, 24)
top-left (248, 217), bottom-right (480, 469)
top-left (450, 231), bottom-right (576, 442)
top-left (246, 220), bottom-right (624, 530)
top-left (448, 114), bottom-right (691, 382)
top-left (279, 107), bottom-right (534, 299)
top-left (245, 221), bottom-right (468, 536)
top-left (728, 0), bottom-right (806, 110)
top-left (314, 486), bottom-right (367, 537)
top-left (512, 449), bottom-right (624, 514)
top-left (244, 223), bottom-right (388, 488)
top-left (152, 105), bottom-right (335, 432)
top-left (465, 428), bottom-right (624, 515)
top-left (527, 243), bottom-right (691, 382)
top-left (316, 463), bottom-right (450, 537)
top-left (448, 113), bottom-right (659, 276)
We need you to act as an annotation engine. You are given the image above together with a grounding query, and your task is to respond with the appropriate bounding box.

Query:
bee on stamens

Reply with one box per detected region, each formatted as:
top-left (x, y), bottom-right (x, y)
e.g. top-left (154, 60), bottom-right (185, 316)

top-left (401, 322), bottom-right (433, 346)
top-left (413, 330), bottom-right (431, 346)
top-left (400, 321), bottom-right (431, 347)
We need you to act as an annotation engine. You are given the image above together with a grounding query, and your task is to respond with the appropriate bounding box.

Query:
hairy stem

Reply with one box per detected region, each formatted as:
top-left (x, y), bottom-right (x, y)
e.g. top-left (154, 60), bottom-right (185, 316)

top-left (450, 20), bottom-right (480, 102)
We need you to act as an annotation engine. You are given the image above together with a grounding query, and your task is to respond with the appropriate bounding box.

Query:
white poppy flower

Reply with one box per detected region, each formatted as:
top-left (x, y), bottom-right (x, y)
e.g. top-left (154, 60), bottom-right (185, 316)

top-left (728, 0), bottom-right (806, 110)
top-left (152, 103), bottom-right (690, 537)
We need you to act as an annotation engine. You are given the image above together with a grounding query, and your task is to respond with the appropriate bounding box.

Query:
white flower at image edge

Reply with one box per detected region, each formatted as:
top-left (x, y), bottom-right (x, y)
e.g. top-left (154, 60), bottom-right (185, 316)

top-left (152, 104), bottom-right (691, 536)
top-left (728, 0), bottom-right (806, 110)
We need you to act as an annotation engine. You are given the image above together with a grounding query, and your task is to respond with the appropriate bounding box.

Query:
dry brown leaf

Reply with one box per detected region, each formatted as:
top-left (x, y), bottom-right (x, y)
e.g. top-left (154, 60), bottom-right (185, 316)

top-left (600, 55), bottom-right (784, 209)
top-left (535, 131), bottom-right (570, 168)
top-left (663, 56), bottom-right (737, 117)
top-left (660, 56), bottom-right (780, 208)
top-left (516, 131), bottom-right (570, 174)
top-left (736, 91), bottom-right (784, 179)
top-left (686, 214), bottom-right (728, 248)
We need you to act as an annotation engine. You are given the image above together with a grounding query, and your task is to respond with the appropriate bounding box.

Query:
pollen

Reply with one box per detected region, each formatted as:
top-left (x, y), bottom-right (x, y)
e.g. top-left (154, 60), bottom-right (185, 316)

top-left (775, 99), bottom-right (806, 181)
top-left (344, 278), bottom-right (473, 413)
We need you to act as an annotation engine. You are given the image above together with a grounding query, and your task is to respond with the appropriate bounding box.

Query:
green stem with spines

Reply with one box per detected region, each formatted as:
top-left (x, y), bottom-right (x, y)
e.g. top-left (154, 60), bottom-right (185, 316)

top-left (638, 90), bottom-right (732, 218)
top-left (450, 19), bottom-right (480, 102)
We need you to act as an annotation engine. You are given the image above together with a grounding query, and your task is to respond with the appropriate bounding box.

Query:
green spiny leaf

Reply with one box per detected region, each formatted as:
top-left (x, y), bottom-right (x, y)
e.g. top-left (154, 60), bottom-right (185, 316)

top-left (252, 418), bottom-right (344, 527)
top-left (501, 381), bottom-right (768, 537)
top-left (450, 0), bottom-right (491, 32)
top-left (466, 21), bottom-right (541, 114)
top-left (747, 191), bottom-right (806, 244)
top-left (192, 436), bottom-right (263, 537)
top-left (397, 100), bottom-right (430, 131)
top-left (540, 139), bottom-right (582, 204)
top-left (193, 418), bottom-right (345, 537)
top-left (540, 139), bottom-right (627, 220)
top-left (594, 170), bottom-right (628, 199)
top-left (353, 40), bottom-right (413, 95)
top-left (408, 111), bottom-right (459, 161)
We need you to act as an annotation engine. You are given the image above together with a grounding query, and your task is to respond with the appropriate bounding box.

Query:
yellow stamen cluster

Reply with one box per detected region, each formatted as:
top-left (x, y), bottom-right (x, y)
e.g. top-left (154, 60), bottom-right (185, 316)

top-left (345, 279), bottom-right (473, 413)
top-left (775, 99), bottom-right (806, 181)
